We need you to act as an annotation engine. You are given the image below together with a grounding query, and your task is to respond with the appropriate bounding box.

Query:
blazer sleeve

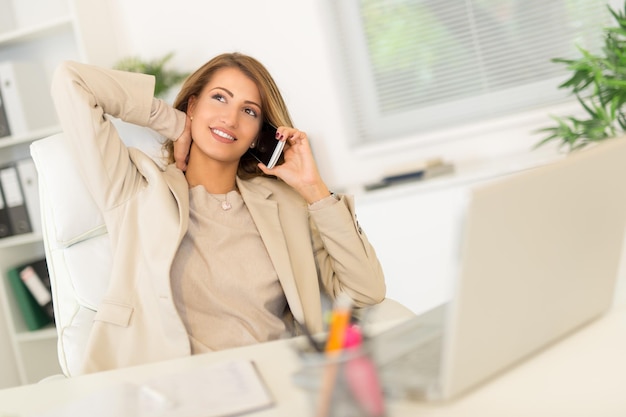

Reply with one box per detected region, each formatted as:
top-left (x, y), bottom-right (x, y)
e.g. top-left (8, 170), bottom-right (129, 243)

top-left (309, 194), bottom-right (386, 307)
top-left (50, 61), bottom-right (185, 211)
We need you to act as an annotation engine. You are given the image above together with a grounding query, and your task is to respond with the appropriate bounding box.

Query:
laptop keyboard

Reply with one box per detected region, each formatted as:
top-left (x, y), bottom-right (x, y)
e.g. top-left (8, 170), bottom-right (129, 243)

top-left (402, 334), bottom-right (442, 376)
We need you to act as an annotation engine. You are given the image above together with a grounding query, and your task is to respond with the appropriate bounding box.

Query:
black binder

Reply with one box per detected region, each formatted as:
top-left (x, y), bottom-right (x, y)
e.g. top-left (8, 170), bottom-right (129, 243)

top-left (0, 164), bottom-right (31, 235)
top-left (0, 181), bottom-right (12, 238)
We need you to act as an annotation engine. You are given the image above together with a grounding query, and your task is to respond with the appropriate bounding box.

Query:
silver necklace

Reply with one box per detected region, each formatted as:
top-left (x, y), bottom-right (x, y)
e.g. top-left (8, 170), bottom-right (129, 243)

top-left (208, 192), bottom-right (232, 211)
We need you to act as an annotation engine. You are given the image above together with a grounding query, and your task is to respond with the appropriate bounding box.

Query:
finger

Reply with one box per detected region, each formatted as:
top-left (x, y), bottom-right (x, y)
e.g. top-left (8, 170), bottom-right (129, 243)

top-left (174, 149), bottom-right (187, 171)
top-left (287, 131), bottom-right (307, 145)
top-left (175, 152), bottom-right (187, 170)
top-left (257, 162), bottom-right (273, 175)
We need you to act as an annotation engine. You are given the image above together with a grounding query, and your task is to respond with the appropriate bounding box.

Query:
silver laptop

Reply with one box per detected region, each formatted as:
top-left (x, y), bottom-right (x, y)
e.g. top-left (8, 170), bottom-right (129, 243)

top-left (370, 137), bottom-right (626, 402)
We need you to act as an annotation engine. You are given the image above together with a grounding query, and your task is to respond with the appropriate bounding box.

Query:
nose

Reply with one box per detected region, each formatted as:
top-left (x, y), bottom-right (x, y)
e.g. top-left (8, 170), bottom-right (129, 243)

top-left (220, 106), bottom-right (239, 128)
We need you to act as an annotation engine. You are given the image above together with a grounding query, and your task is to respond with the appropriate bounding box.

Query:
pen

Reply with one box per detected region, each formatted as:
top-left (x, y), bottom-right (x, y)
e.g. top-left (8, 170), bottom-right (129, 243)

top-left (324, 293), bottom-right (353, 352)
top-left (315, 293), bottom-right (353, 417)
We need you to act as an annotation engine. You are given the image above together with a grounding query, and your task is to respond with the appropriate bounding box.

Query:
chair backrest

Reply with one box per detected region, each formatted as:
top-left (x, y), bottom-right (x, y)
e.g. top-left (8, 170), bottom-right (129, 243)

top-left (30, 119), bottom-right (167, 376)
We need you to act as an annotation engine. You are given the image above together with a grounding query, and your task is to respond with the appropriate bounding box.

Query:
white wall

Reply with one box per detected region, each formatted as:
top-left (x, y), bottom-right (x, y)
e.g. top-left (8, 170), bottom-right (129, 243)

top-left (109, 0), bottom-right (570, 193)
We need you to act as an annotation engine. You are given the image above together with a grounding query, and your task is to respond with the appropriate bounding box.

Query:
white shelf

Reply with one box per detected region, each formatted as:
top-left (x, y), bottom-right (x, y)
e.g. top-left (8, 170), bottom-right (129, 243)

top-left (15, 325), bottom-right (57, 342)
top-left (0, 16), bottom-right (73, 46)
top-left (0, 125), bottom-right (61, 149)
top-left (0, 232), bottom-right (43, 249)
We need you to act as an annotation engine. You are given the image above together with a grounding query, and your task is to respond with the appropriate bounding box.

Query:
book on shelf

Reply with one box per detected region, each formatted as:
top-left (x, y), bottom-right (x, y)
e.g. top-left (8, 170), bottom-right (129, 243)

top-left (6, 258), bottom-right (54, 331)
top-left (0, 163), bottom-right (32, 236)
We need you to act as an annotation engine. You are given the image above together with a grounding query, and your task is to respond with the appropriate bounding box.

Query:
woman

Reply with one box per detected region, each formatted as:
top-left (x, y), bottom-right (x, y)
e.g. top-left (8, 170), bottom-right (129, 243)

top-left (51, 53), bottom-right (385, 374)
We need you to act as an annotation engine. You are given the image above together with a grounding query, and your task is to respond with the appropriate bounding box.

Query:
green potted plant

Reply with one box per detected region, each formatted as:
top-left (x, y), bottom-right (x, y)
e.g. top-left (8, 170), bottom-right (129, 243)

top-left (536, 3), bottom-right (626, 151)
top-left (114, 52), bottom-right (189, 99)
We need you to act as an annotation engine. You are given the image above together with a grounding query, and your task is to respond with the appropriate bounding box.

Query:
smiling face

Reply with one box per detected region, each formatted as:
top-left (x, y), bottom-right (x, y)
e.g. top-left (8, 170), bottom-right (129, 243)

top-left (187, 67), bottom-right (263, 167)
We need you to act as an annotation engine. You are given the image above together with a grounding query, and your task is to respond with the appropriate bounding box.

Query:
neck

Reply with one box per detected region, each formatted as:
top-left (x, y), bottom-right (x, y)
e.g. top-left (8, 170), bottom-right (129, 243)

top-left (184, 147), bottom-right (238, 194)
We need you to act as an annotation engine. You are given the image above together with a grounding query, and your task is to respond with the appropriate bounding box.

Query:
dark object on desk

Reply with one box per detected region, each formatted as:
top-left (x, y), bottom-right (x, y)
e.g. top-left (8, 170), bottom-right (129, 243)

top-left (365, 161), bottom-right (455, 191)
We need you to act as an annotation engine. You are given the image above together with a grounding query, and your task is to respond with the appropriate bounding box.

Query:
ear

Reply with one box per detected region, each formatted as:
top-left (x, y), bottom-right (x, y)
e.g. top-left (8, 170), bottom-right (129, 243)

top-left (187, 95), bottom-right (197, 118)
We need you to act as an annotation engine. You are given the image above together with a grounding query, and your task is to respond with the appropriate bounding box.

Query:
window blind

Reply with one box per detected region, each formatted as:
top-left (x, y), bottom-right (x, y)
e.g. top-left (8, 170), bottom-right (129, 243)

top-left (328, 0), bottom-right (614, 146)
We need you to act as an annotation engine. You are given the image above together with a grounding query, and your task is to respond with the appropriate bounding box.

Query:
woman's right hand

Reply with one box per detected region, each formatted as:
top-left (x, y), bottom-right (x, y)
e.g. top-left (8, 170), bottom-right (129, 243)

top-left (174, 114), bottom-right (192, 171)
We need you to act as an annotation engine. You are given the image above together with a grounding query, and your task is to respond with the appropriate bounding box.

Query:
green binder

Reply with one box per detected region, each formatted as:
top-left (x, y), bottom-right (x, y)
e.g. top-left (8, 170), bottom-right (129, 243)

top-left (6, 262), bottom-right (53, 331)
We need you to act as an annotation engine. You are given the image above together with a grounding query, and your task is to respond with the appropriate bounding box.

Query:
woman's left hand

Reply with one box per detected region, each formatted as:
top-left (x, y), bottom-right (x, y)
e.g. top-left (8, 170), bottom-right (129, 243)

top-left (258, 127), bottom-right (330, 204)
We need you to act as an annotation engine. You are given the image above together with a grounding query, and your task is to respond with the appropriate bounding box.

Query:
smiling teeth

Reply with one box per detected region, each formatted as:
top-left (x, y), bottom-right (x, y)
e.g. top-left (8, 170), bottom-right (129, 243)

top-left (212, 129), bottom-right (235, 141)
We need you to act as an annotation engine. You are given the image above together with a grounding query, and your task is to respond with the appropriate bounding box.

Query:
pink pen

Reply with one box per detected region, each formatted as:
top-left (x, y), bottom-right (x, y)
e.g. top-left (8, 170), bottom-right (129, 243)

top-left (343, 325), bottom-right (386, 417)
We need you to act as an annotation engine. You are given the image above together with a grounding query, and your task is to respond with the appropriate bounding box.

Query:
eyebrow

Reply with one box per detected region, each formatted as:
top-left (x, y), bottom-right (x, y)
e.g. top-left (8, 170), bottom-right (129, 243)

top-left (210, 86), bottom-right (261, 109)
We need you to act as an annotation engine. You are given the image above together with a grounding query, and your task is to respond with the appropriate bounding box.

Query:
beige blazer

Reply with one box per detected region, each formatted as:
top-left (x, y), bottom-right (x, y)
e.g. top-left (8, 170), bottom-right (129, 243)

top-left (51, 61), bottom-right (385, 374)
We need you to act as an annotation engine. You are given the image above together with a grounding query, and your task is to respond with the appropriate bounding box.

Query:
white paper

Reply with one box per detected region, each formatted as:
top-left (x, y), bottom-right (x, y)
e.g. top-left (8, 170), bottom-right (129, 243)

top-left (31, 360), bottom-right (274, 417)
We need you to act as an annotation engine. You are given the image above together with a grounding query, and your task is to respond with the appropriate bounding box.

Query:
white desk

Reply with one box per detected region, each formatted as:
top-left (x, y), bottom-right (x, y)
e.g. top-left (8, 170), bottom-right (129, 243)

top-left (0, 307), bottom-right (625, 417)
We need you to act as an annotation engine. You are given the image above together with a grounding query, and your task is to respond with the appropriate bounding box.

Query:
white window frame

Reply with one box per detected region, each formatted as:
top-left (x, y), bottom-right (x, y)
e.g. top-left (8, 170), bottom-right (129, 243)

top-left (326, 0), bottom-right (621, 150)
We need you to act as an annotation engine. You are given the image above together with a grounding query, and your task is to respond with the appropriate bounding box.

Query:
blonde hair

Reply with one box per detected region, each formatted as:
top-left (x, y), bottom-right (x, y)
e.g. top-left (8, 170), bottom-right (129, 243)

top-left (164, 52), bottom-right (293, 178)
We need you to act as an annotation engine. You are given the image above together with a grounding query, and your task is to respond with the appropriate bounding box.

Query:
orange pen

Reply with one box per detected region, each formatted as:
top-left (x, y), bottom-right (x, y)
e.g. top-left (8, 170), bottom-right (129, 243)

top-left (324, 293), bottom-right (353, 353)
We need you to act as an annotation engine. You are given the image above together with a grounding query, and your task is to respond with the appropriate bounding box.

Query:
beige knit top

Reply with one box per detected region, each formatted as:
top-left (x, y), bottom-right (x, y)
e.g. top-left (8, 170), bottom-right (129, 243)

top-left (170, 185), bottom-right (289, 353)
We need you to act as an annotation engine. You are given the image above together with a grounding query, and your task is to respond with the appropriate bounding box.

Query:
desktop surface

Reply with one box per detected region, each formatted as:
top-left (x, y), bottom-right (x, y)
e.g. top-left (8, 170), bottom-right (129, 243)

top-left (0, 307), bottom-right (625, 417)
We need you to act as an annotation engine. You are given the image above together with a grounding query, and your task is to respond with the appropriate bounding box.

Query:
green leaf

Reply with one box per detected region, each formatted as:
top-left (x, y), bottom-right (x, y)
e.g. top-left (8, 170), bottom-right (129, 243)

top-left (535, 1), bottom-right (626, 151)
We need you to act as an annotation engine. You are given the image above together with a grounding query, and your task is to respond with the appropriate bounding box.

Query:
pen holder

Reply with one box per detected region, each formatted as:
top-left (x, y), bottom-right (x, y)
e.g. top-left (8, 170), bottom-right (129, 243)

top-left (292, 345), bottom-right (386, 417)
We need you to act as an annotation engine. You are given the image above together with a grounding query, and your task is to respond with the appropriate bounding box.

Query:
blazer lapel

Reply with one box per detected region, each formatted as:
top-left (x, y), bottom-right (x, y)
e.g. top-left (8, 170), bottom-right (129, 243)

top-left (236, 178), bottom-right (305, 324)
top-left (163, 166), bottom-right (189, 231)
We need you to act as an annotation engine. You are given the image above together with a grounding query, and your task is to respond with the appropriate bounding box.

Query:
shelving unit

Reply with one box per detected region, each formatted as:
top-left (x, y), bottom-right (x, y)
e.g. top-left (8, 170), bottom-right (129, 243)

top-left (0, 235), bottom-right (57, 385)
top-left (0, 0), bottom-right (122, 388)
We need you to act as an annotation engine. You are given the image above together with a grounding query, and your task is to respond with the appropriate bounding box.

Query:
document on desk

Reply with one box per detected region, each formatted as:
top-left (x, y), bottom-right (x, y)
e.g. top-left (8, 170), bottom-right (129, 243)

top-left (31, 359), bottom-right (274, 417)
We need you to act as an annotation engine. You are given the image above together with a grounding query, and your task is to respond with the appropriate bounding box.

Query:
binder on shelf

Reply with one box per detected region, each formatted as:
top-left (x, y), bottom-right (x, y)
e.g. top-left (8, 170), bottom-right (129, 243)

top-left (0, 163), bottom-right (31, 236)
top-left (16, 158), bottom-right (41, 234)
top-left (0, 61), bottom-right (57, 137)
top-left (0, 181), bottom-right (12, 238)
top-left (7, 258), bottom-right (54, 331)
top-left (0, 86), bottom-right (10, 139)
top-left (19, 258), bottom-right (53, 320)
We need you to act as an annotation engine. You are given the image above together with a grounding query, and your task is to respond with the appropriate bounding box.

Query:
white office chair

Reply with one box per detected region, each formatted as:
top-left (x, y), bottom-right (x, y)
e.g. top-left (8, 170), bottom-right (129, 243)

top-left (30, 119), bottom-right (168, 376)
top-left (30, 121), bottom-right (413, 377)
